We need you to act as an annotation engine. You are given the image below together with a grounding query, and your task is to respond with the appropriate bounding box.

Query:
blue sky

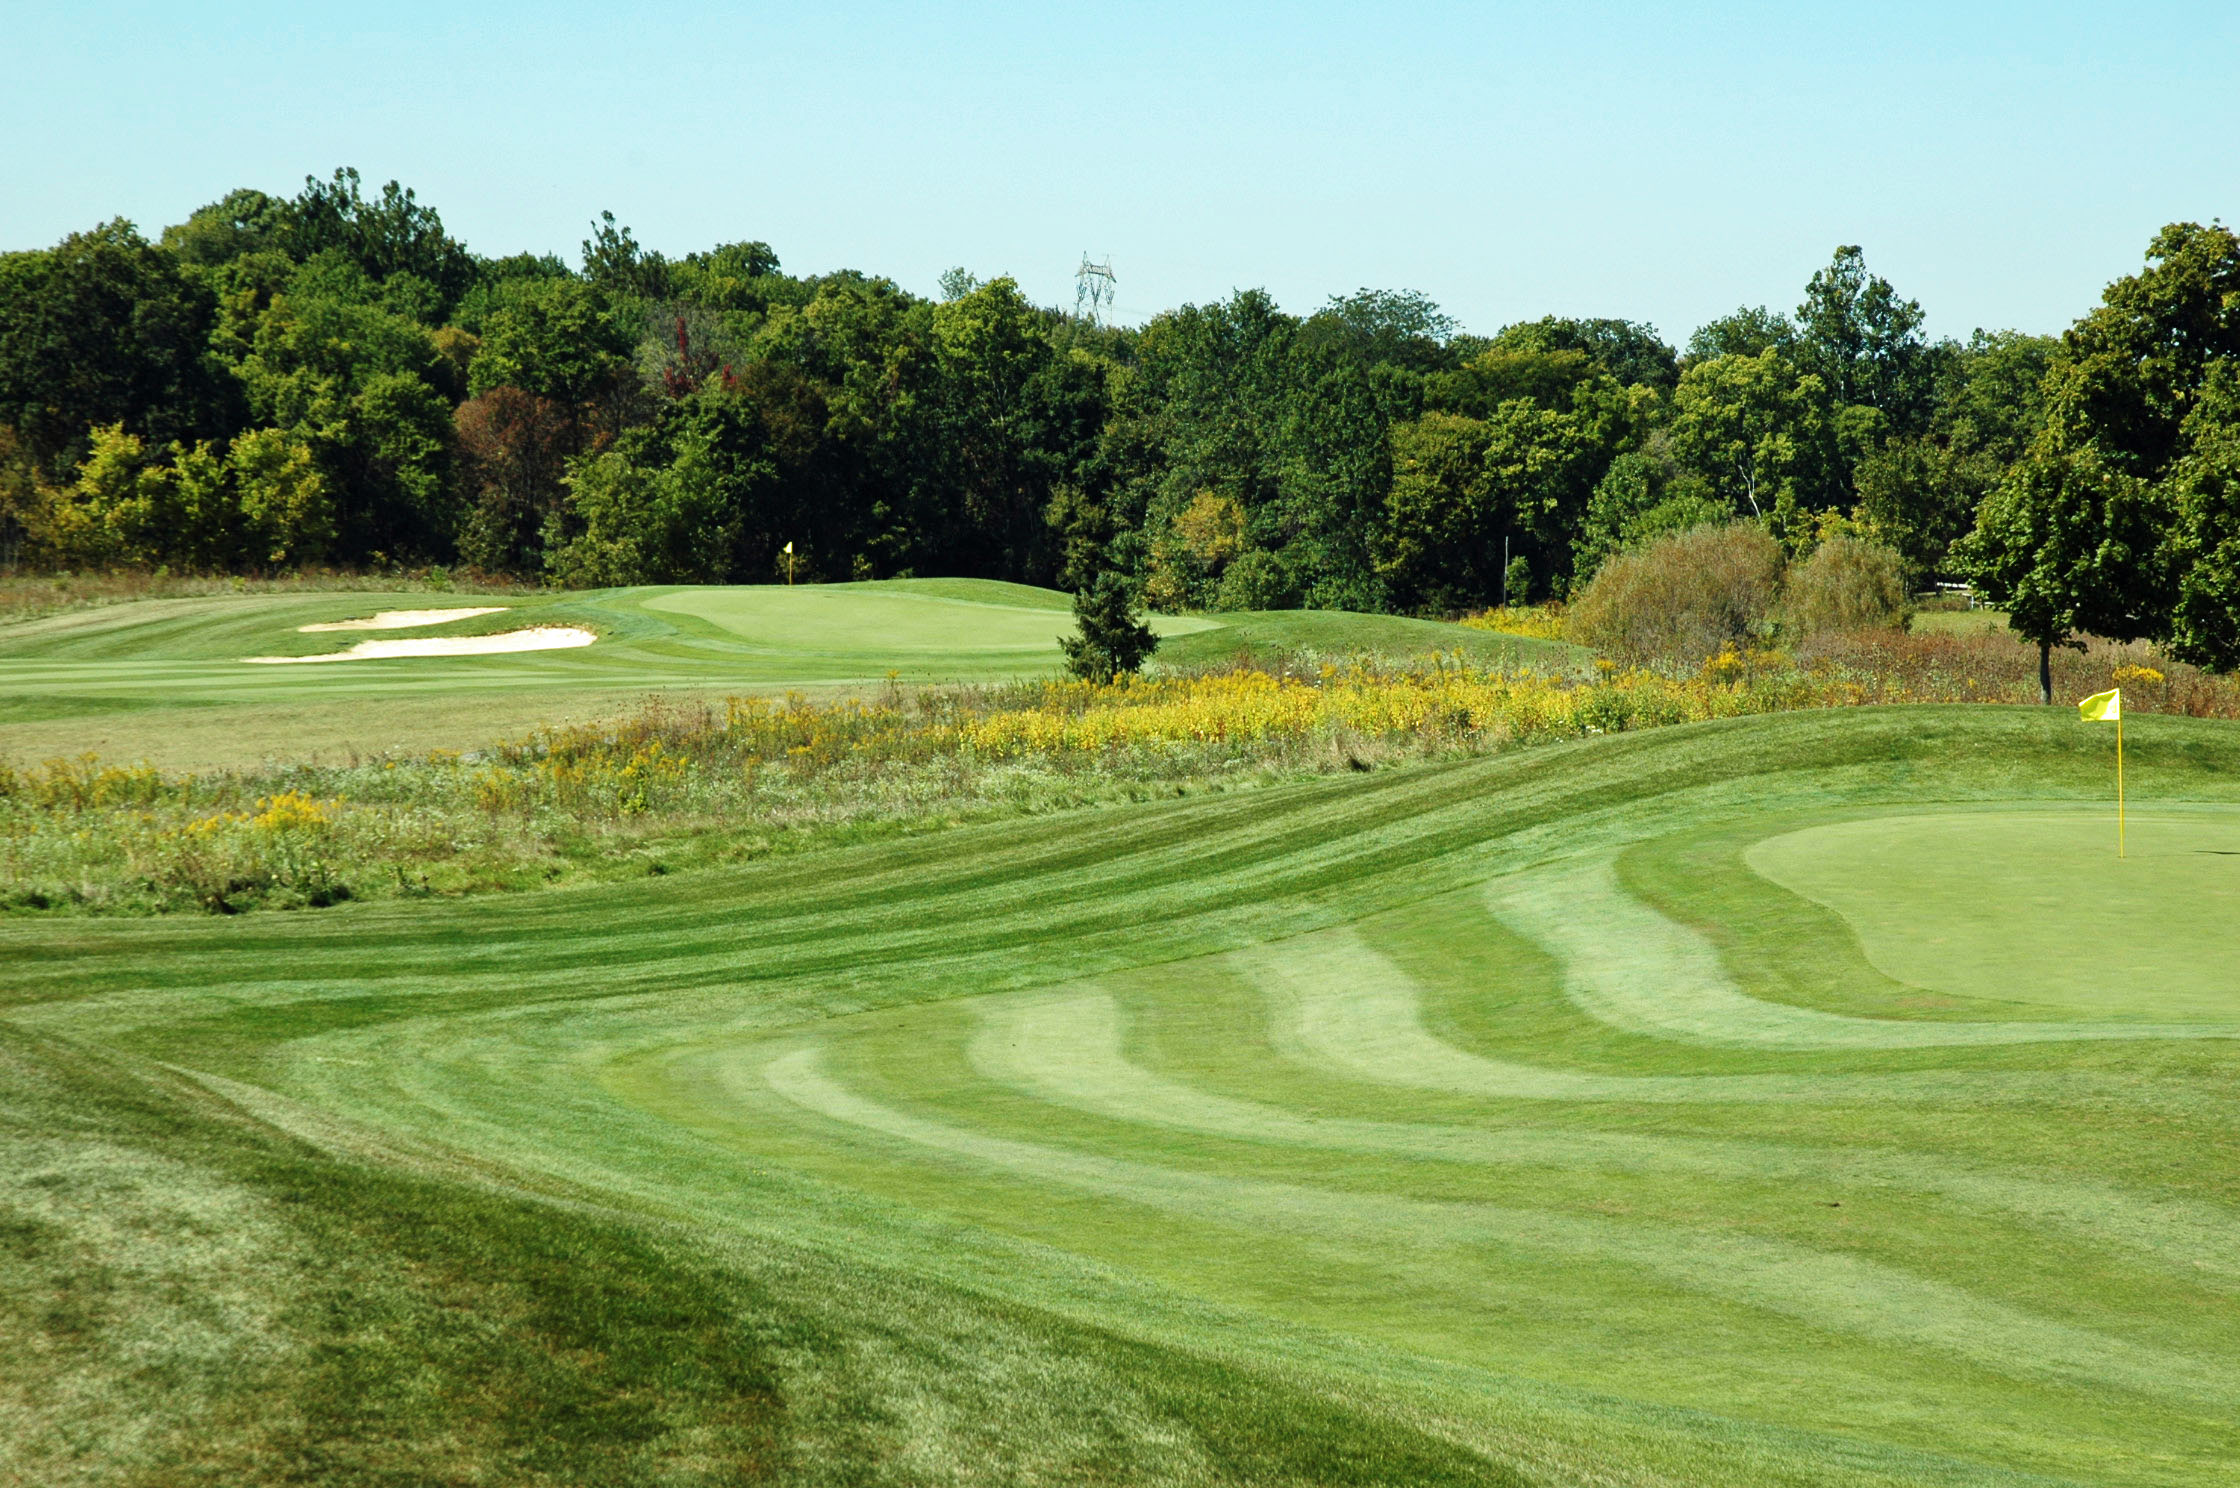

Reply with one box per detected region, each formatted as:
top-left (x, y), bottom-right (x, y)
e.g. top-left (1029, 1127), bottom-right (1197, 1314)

top-left (4, 2), bottom-right (2234, 342)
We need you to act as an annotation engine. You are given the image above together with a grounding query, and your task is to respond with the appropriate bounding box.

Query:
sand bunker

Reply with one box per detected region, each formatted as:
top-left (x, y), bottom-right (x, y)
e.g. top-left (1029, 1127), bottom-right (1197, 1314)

top-left (245, 627), bottom-right (597, 663)
top-left (299, 607), bottom-right (509, 632)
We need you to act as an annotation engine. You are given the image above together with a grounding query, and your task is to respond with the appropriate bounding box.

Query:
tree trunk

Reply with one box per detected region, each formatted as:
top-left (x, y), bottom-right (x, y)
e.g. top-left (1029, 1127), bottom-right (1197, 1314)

top-left (2038, 638), bottom-right (2053, 705)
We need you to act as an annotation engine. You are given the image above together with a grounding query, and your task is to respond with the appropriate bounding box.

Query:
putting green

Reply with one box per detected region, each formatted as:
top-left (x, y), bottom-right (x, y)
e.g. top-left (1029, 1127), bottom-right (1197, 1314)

top-left (1748, 809), bottom-right (2240, 1020)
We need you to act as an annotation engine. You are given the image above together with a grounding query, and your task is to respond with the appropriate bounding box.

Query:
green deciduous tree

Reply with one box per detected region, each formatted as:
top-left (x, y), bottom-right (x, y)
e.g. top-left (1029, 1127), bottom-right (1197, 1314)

top-left (2162, 367), bottom-right (2240, 670)
top-left (1374, 411), bottom-right (1497, 612)
top-left (1850, 330), bottom-right (2057, 586)
top-left (1669, 350), bottom-right (1838, 528)
top-left (161, 188), bottom-right (294, 269)
top-left (1376, 373), bottom-right (1639, 611)
top-left (1305, 289), bottom-right (1456, 373)
top-left (1488, 316), bottom-right (1677, 390)
top-left (1685, 306), bottom-right (1795, 364)
top-left (1481, 389), bottom-right (1635, 598)
top-left (1116, 291), bottom-right (1296, 606)
top-left (1956, 223), bottom-right (2240, 681)
top-left (33, 423), bottom-right (163, 566)
top-left (1795, 245), bottom-right (1933, 431)
top-left (2041, 222), bottom-right (2240, 479)
top-left (289, 168), bottom-right (475, 313)
top-left (1572, 444), bottom-right (1731, 581)
top-left (1934, 330), bottom-right (2058, 464)
top-left (1952, 444), bottom-right (2169, 702)
top-left (544, 382), bottom-right (782, 585)
top-left (1852, 436), bottom-right (1994, 584)
top-left (234, 286), bottom-right (456, 561)
top-left (1427, 346), bottom-right (1599, 419)
top-left (226, 426), bottom-right (334, 565)
top-left (468, 278), bottom-right (631, 407)
top-left (1273, 357), bottom-right (1417, 611)
top-left (28, 422), bottom-right (329, 571)
top-left (926, 276), bottom-right (1068, 578)
top-left (544, 444), bottom-right (667, 586)
top-left (748, 274), bottom-right (940, 576)
top-left (0, 221), bottom-right (231, 476)
top-left (669, 242), bottom-right (784, 313)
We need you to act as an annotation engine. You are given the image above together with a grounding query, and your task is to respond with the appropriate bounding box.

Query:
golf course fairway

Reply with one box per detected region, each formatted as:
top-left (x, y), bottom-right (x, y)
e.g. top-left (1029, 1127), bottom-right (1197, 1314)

top-left (0, 580), bottom-right (1574, 768)
top-left (7, 706), bottom-right (2239, 1485)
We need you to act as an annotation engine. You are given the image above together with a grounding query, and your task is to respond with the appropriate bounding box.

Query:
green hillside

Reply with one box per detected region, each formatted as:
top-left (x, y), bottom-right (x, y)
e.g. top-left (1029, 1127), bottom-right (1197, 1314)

top-left (8, 706), bottom-right (2238, 1484)
top-left (0, 582), bottom-right (1578, 768)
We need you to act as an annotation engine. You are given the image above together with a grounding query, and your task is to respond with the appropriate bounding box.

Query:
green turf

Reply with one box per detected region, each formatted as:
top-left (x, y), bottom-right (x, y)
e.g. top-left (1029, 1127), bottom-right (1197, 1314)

top-left (1911, 608), bottom-right (2012, 635)
top-left (0, 582), bottom-right (1578, 768)
top-left (647, 579), bottom-right (1222, 661)
top-left (1748, 809), bottom-right (2240, 1019)
top-left (7, 705), bottom-right (2239, 1484)
top-left (1149, 606), bottom-right (1563, 670)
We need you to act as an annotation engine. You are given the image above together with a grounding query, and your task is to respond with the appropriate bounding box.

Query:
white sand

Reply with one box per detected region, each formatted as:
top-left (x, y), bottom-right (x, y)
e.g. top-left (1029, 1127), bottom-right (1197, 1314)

top-left (299, 607), bottom-right (509, 632)
top-left (245, 627), bottom-right (598, 663)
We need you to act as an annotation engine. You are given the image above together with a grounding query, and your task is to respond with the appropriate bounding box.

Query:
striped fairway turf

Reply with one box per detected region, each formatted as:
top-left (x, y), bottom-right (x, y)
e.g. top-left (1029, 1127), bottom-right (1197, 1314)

top-left (7, 707), bottom-right (2240, 1484)
top-left (0, 580), bottom-right (1571, 768)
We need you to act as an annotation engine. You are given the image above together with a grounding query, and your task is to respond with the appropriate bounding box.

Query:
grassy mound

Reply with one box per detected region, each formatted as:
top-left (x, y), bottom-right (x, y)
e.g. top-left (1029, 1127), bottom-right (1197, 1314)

top-left (7, 706), bottom-right (2239, 1484)
top-left (0, 582), bottom-right (1580, 769)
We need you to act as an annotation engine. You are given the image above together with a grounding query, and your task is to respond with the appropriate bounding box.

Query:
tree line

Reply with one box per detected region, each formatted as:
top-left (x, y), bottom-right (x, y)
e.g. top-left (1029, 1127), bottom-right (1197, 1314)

top-left (2, 168), bottom-right (2236, 677)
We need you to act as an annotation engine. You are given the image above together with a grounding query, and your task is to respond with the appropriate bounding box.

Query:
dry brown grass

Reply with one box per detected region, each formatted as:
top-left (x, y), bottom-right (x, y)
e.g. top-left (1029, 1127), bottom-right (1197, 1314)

top-left (1797, 626), bottom-right (2237, 715)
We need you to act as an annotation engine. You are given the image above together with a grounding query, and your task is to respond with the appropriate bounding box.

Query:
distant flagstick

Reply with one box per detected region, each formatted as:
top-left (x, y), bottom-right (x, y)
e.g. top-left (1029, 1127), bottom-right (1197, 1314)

top-left (2078, 688), bottom-right (2123, 857)
top-left (784, 540), bottom-right (795, 586)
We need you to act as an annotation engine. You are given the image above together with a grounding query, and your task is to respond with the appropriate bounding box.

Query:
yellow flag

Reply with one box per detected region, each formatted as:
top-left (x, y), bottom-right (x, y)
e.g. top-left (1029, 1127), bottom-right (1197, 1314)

top-left (783, 541), bottom-right (794, 555)
top-left (2078, 688), bottom-right (2121, 722)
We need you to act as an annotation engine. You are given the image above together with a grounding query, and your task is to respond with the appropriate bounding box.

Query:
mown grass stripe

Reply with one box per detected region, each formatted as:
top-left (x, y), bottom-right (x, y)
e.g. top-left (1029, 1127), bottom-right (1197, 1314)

top-left (757, 1045), bottom-right (2235, 1410)
top-left (966, 987), bottom-right (2240, 1288)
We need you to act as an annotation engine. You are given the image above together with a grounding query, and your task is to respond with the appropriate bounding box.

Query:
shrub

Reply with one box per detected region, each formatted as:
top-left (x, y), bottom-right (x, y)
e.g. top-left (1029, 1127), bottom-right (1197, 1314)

top-left (1565, 522), bottom-right (1784, 664)
top-left (1781, 534), bottom-right (1911, 636)
top-left (1214, 549), bottom-right (1299, 611)
top-left (1503, 554), bottom-right (1534, 605)
top-left (1144, 492), bottom-right (1245, 610)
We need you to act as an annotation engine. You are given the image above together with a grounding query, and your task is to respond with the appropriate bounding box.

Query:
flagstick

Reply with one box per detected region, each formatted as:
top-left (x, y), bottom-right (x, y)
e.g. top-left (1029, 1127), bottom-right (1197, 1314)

top-left (2117, 712), bottom-right (2125, 859)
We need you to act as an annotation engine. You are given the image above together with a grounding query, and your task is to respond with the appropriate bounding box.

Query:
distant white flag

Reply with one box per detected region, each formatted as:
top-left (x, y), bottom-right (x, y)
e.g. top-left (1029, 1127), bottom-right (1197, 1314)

top-left (783, 541), bottom-right (794, 554)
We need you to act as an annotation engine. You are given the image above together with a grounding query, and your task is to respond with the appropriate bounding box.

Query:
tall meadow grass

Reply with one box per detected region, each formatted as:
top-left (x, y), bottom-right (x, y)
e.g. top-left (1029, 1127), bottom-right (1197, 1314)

top-left (10, 630), bottom-right (2240, 916)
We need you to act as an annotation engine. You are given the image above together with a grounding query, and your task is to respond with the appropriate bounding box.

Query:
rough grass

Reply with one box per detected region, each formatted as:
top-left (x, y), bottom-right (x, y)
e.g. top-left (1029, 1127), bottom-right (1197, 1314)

top-left (6, 707), bottom-right (2240, 1484)
top-left (11, 630), bottom-right (2240, 920)
top-left (1150, 607), bottom-right (1585, 671)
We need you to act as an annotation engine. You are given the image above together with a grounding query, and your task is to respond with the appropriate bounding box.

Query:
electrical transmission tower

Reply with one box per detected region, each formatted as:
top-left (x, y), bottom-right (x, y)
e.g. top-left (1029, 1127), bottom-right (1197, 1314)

top-left (1074, 253), bottom-right (1116, 326)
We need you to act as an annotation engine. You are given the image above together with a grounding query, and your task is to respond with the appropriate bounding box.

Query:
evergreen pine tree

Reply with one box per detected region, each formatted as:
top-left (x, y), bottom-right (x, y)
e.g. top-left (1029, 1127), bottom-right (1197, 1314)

top-left (1060, 570), bottom-right (1158, 683)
